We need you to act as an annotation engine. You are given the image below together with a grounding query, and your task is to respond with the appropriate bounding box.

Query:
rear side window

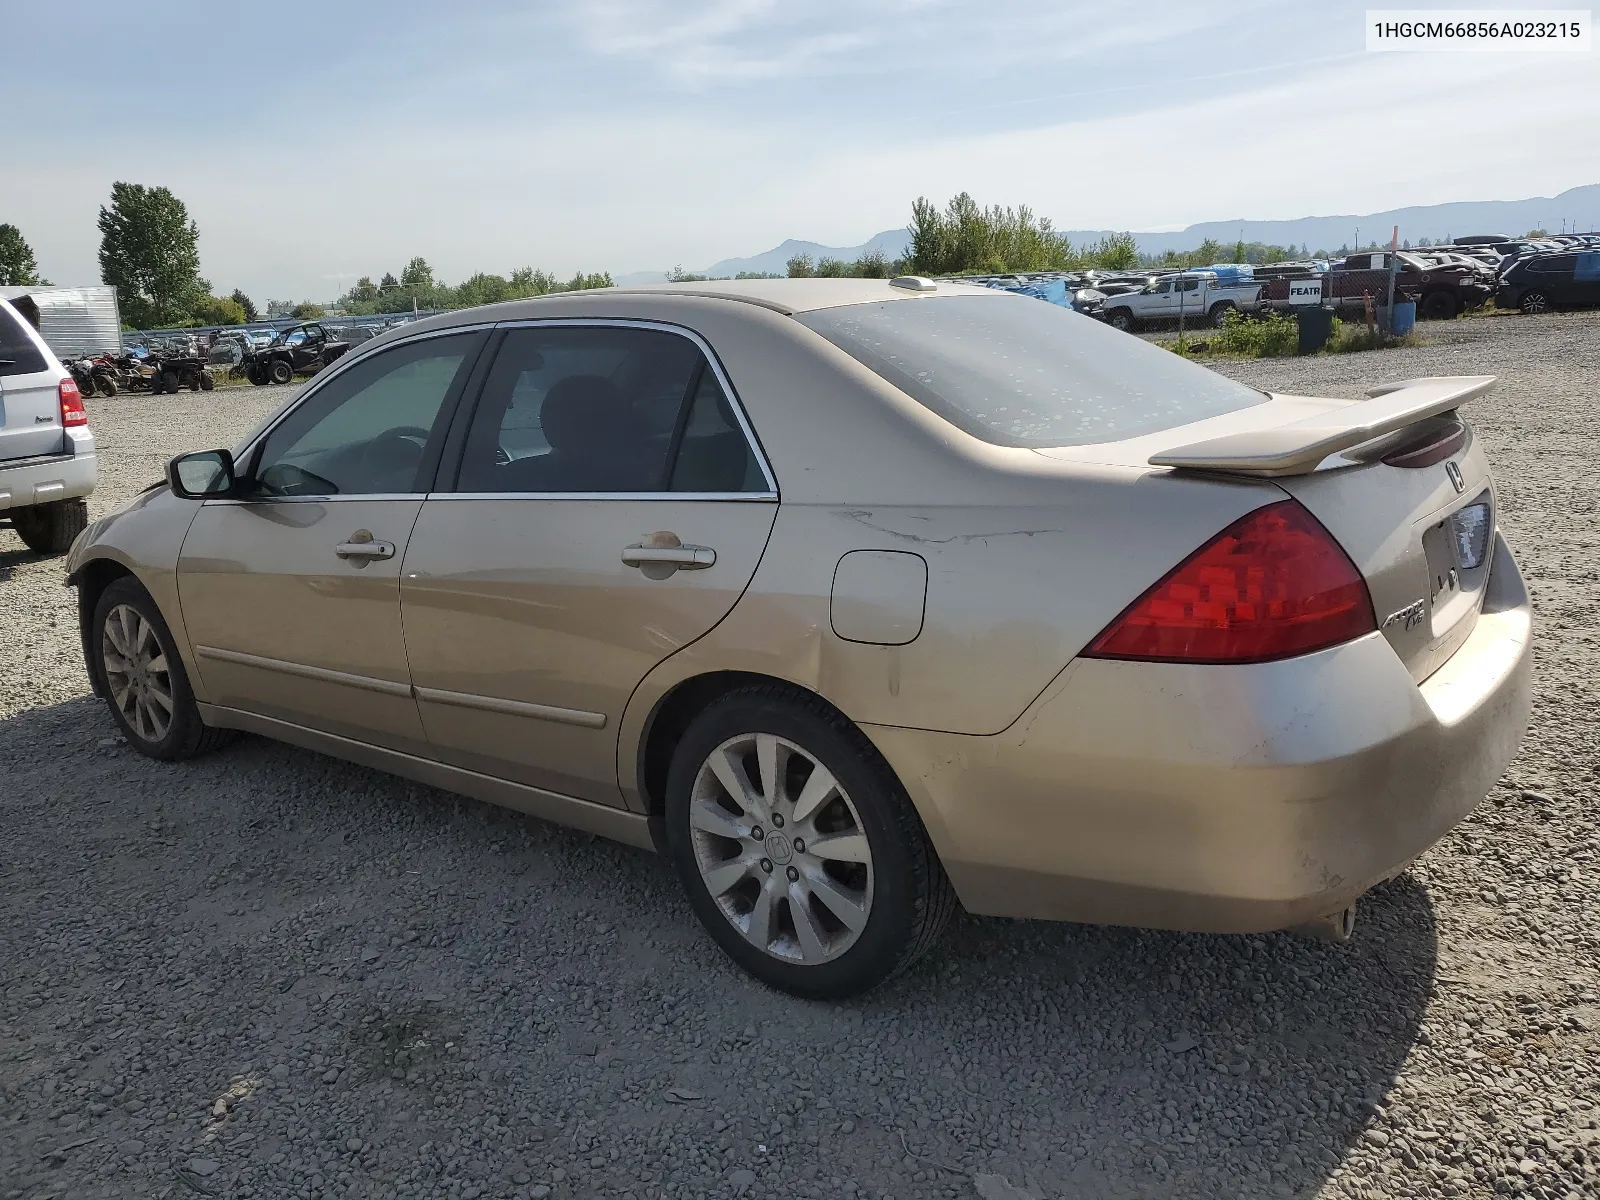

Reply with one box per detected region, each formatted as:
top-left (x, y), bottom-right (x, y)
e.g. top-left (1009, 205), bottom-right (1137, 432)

top-left (1528, 255), bottom-right (1576, 275)
top-left (797, 295), bottom-right (1264, 448)
top-left (455, 324), bottom-right (766, 494)
top-left (0, 302), bottom-right (49, 377)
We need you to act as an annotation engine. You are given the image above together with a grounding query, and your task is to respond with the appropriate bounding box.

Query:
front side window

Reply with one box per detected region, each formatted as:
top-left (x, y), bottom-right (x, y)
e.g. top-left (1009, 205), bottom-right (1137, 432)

top-left (797, 295), bottom-right (1265, 448)
top-left (249, 332), bottom-right (481, 497)
top-left (455, 325), bottom-right (764, 494)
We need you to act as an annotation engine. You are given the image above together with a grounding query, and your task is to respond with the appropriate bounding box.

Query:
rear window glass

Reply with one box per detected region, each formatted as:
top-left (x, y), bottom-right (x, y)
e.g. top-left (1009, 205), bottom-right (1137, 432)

top-left (796, 295), bottom-right (1264, 448)
top-left (0, 302), bottom-right (49, 377)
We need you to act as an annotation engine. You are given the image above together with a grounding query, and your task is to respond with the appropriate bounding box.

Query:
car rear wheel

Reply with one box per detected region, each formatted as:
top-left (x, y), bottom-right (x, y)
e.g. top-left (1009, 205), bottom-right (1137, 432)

top-left (664, 685), bottom-right (956, 999)
top-left (1107, 308), bottom-right (1136, 332)
top-left (158, 371), bottom-right (179, 394)
top-left (1421, 291), bottom-right (1460, 320)
top-left (1520, 291), bottom-right (1549, 314)
top-left (90, 577), bottom-right (232, 761)
top-left (10, 498), bottom-right (87, 555)
top-left (269, 359), bottom-right (294, 385)
top-left (1207, 301), bottom-right (1235, 328)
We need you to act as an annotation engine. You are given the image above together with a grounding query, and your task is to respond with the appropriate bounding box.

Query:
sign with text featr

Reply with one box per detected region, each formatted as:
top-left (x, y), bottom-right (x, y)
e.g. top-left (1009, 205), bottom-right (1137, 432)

top-left (1288, 278), bottom-right (1325, 305)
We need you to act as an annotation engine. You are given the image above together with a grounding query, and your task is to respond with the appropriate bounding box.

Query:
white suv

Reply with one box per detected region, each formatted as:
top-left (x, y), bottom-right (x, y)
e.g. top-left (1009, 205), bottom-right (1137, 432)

top-left (1, 295), bottom-right (96, 554)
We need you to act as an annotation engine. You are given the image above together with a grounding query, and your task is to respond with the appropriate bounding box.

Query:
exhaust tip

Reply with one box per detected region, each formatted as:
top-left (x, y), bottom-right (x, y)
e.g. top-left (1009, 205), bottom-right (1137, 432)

top-left (1287, 903), bottom-right (1357, 944)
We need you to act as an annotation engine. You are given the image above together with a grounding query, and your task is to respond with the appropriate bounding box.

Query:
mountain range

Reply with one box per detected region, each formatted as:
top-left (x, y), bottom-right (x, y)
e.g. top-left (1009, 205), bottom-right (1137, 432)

top-left (615, 184), bottom-right (1600, 282)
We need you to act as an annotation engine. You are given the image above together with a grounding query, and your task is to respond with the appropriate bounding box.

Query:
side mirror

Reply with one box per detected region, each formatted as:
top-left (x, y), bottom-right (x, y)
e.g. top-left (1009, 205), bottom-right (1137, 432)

top-left (168, 449), bottom-right (236, 500)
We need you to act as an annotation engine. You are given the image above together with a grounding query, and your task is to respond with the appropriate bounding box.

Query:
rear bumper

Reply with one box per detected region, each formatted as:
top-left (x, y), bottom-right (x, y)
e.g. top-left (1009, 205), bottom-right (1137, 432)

top-left (867, 532), bottom-right (1533, 933)
top-left (0, 439), bottom-right (97, 512)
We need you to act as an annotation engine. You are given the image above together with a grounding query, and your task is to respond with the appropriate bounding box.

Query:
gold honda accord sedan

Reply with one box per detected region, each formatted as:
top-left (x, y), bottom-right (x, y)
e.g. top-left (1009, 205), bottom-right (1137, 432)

top-left (66, 278), bottom-right (1532, 997)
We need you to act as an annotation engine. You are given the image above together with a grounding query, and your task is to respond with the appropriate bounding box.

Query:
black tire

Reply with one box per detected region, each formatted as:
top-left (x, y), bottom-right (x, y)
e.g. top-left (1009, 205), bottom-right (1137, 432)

top-left (1421, 291), bottom-right (1460, 320)
top-left (89, 576), bottom-right (233, 761)
top-left (269, 359), bottom-right (294, 385)
top-left (199, 370), bottom-right (215, 391)
top-left (1520, 291), bottom-right (1549, 315)
top-left (159, 371), bottom-right (180, 394)
top-left (248, 363), bottom-right (269, 386)
top-left (96, 374), bottom-right (118, 397)
top-left (664, 684), bottom-right (957, 999)
top-left (10, 498), bottom-right (87, 555)
top-left (1207, 301), bottom-right (1235, 328)
top-left (1106, 308), bottom-right (1136, 332)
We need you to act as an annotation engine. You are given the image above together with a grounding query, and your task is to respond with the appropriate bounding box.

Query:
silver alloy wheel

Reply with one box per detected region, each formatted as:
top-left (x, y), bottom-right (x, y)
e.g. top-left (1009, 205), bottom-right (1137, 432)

top-left (688, 732), bottom-right (874, 965)
top-left (1522, 292), bottom-right (1548, 314)
top-left (101, 603), bottom-right (175, 744)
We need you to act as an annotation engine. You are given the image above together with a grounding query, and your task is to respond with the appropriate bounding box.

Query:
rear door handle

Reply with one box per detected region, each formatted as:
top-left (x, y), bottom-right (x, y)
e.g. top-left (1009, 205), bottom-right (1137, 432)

top-left (335, 530), bottom-right (396, 563)
top-left (622, 532), bottom-right (715, 577)
top-left (622, 545), bottom-right (716, 568)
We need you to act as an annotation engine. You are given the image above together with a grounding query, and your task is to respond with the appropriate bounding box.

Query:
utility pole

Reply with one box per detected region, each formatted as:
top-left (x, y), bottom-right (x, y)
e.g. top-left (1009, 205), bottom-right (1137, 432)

top-left (1385, 225), bottom-right (1398, 334)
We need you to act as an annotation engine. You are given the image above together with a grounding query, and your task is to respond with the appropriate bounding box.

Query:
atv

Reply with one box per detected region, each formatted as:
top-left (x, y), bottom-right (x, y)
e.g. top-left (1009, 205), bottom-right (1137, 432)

top-left (242, 322), bottom-right (351, 386)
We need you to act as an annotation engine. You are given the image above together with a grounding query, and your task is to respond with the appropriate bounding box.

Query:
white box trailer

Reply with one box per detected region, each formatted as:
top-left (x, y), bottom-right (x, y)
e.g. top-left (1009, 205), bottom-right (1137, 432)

top-left (0, 285), bottom-right (122, 359)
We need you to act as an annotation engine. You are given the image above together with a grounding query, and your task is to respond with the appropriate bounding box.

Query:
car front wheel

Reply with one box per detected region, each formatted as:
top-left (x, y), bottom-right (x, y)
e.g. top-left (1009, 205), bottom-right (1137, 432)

top-left (664, 685), bottom-right (956, 999)
top-left (269, 360), bottom-right (295, 385)
top-left (1520, 291), bottom-right (1549, 314)
top-left (90, 576), bottom-right (232, 761)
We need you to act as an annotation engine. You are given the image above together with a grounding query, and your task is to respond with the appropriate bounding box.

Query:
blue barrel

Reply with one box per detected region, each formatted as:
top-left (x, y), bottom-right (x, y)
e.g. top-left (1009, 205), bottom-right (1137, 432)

top-left (1391, 301), bottom-right (1416, 335)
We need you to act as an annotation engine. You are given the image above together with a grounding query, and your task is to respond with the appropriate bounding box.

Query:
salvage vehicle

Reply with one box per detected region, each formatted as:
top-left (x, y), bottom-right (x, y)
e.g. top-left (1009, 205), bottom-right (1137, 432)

top-left (1102, 271), bottom-right (1263, 331)
top-left (242, 322), bottom-right (350, 386)
top-left (1, 295), bottom-right (95, 553)
top-left (1495, 250), bottom-right (1600, 313)
top-left (1328, 252), bottom-right (1492, 319)
top-left (66, 278), bottom-right (1532, 998)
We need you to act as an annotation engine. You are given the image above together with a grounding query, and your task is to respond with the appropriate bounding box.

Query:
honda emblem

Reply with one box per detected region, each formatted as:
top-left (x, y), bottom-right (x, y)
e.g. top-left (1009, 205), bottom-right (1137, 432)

top-left (1445, 461), bottom-right (1465, 493)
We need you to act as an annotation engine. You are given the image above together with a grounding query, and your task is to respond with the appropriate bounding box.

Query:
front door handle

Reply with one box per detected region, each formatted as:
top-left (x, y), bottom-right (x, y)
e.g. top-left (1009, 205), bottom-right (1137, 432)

top-left (335, 529), bottom-right (396, 564)
top-left (622, 532), bottom-right (715, 579)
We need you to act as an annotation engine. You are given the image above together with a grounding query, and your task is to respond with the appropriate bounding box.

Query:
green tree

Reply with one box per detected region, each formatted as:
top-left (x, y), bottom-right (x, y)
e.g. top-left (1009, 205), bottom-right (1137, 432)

top-left (1190, 238), bottom-right (1225, 267)
top-left (454, 273), bottom-right (513, 307)
top-left (854, 249), bottom-right (891, 278)
top-left (814, 256), bottom-right (849, 278)
top-left (229, 289), bottom-right (259, 322)
top-left (291, 302), bottom-right (325, 319)
top-left (734, 271), bottom-right (783, 279)
top-left (1524, 228), bottom-right (1547, 237)
top-left (348, 277), bottom-right (378, 304)
top-left (905, 193), bottom-right (1075, 275)
top-left (400, 257), bottom-right (433, 289)
top-left (564, 271), bottom-right (612, 291)
top-left (509, 267), bottom-right (558, 295)
top-left (97, 182), bottom-right (204, 328)
top-left (666, 265), bottom-right (709, 282)
top-left (1089, 232), bottom-right (1139, 270)
top-left (786, 253), bottom-right (814, 278)
top-left (0, 223), bottom-right (42, 286)
top-left (193, 295), bottom-right (246, 326)
top-left (380, 271), bottom-right (399, 290)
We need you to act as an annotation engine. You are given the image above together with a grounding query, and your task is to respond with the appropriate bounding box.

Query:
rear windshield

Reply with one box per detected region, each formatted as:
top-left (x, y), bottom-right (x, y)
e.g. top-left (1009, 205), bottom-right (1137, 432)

top-left (0, 301), bottom-right (49, 377)
top-left (797, 295), bottom-right (1264, 448)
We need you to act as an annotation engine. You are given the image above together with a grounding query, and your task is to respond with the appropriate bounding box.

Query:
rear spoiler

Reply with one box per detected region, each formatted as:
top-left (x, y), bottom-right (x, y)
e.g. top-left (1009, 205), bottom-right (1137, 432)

top-left (1149, 375), bottom-right (1495, 477)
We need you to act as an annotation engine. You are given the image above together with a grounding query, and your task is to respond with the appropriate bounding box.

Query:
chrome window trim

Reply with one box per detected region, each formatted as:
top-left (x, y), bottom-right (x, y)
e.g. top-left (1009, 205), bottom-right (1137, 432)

top-left (424, 491), bottom-right (778, 503)
top-left (202, 492), bottom-right (424, 506)
top-left (487, 316), bottom-right (780, 496)
top-left (234, 322), bottom-right (499, 462)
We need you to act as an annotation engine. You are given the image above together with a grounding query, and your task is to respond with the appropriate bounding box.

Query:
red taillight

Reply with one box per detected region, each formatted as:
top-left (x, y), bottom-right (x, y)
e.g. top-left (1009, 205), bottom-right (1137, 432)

top-left (1083, 500), bottom-right (1376, 664)
top-left (59, 377), bottom-right (88, 427)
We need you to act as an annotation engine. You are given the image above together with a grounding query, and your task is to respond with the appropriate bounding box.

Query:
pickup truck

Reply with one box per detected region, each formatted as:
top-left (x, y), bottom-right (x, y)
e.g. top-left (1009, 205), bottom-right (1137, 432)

top-left (1101, 272), bottom-right (1263, 332)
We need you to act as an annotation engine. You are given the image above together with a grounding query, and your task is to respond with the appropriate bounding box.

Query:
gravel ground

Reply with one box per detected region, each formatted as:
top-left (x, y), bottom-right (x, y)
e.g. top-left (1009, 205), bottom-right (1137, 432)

top-left (2, 314), bottom-right (1597, 1200)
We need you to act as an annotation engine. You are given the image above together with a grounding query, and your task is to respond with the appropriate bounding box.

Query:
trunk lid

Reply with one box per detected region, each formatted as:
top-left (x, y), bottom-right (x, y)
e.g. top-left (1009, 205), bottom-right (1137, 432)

top-left (1275, 424), bottom-right (1494, 681)
top-left (1037, 376), bottom-right (1499, 680)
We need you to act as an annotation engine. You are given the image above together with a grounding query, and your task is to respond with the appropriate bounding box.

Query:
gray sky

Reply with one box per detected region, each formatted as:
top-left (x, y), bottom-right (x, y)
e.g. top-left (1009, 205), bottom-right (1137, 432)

top-left (4, 0), bottom-right (1596, 303)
